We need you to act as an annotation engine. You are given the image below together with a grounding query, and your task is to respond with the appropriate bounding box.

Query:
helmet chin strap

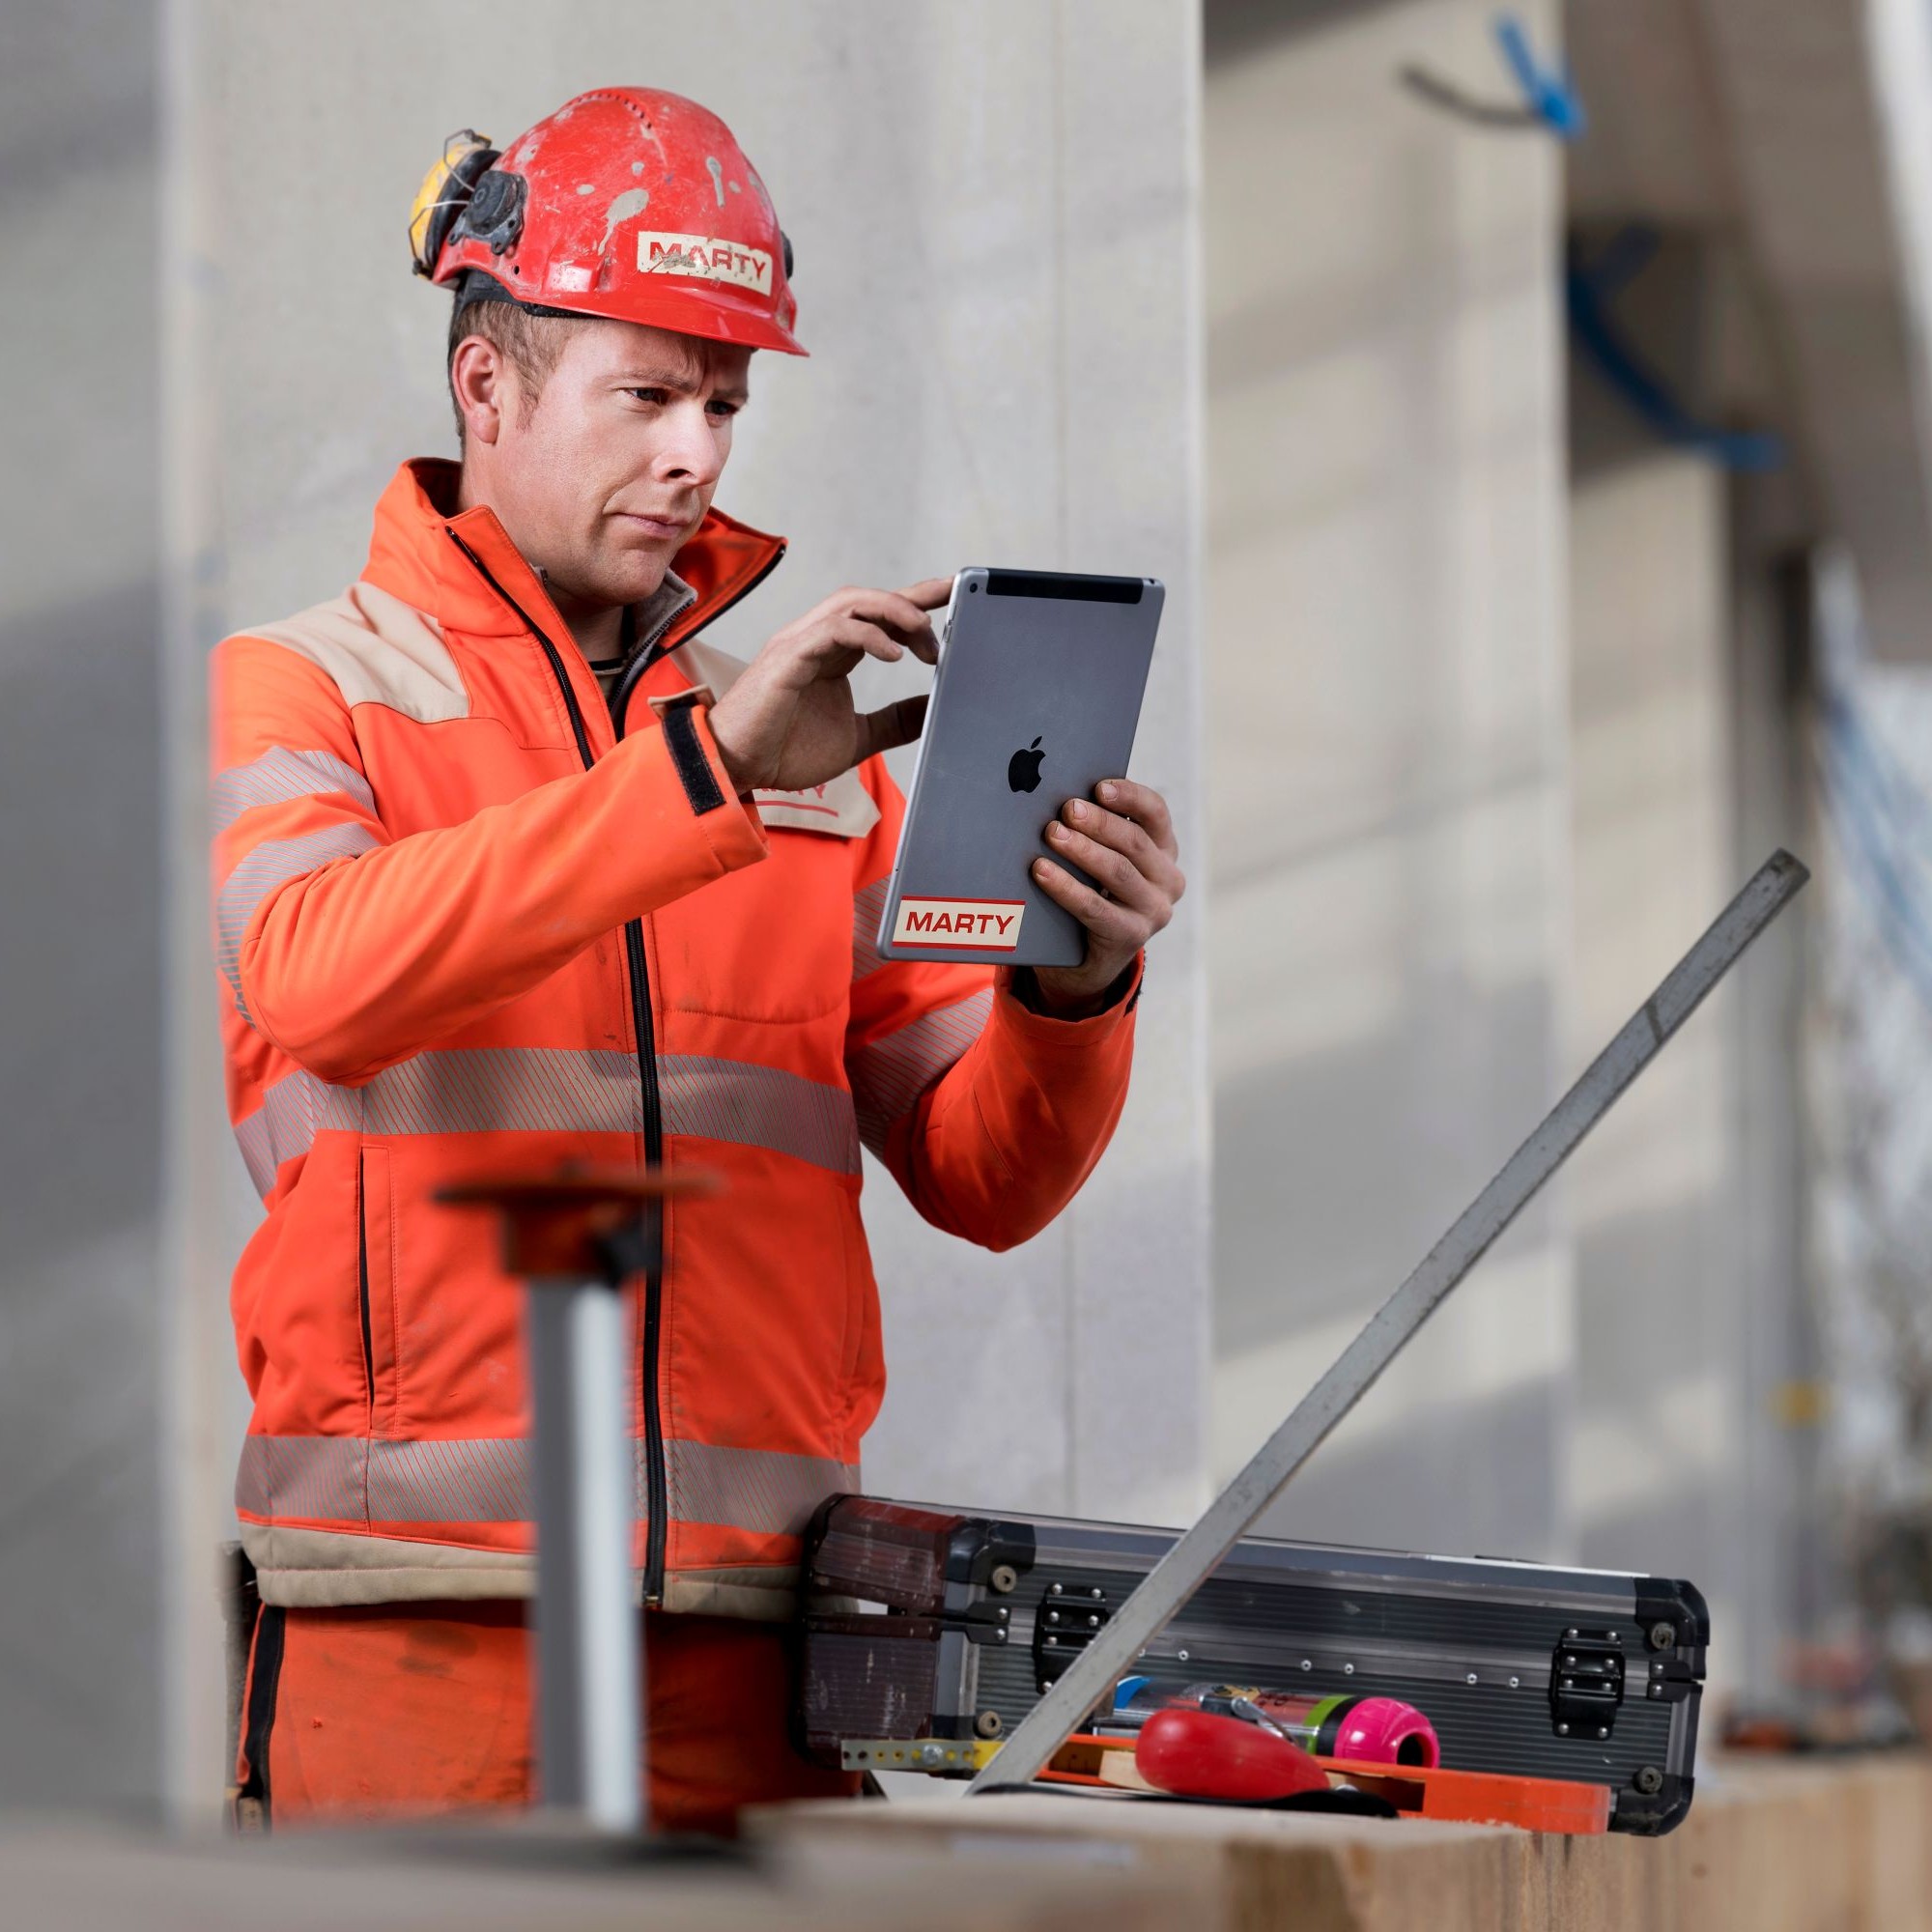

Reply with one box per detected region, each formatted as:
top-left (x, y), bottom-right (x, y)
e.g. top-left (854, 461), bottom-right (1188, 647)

top-left (451, 267), bottom-right (588, 324)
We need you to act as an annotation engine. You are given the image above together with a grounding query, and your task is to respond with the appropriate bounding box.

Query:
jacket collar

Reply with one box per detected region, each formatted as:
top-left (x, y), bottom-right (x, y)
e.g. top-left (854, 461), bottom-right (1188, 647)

top-left (361, 458), bottom-right (785, 659)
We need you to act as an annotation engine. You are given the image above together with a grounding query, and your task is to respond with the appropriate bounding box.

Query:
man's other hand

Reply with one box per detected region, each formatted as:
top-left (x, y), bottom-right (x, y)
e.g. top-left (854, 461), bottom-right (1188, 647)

top-left (708, 578), bottom-right (951, 795)
top-left (1029, 780), bottom-right (1185, 1017)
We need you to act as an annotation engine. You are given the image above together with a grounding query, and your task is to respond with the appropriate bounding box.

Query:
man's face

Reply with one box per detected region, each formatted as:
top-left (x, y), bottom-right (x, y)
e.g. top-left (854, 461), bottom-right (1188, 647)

top-left (476, 319), bottom-right (752, 611)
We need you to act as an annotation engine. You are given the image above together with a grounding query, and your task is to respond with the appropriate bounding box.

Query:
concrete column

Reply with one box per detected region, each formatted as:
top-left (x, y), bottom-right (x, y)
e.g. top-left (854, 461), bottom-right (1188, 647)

top-left (0, 1), bottom-right (168, 1811)
top-left (1728, 486), bottom-right (1826, 1690)
top-left (1566, 453), bottom-right (1745, 1688)
top-left (1205, 0), bottom-right (1576, 1558)
top-left (1564, 220), bottom-right (1822, 1697)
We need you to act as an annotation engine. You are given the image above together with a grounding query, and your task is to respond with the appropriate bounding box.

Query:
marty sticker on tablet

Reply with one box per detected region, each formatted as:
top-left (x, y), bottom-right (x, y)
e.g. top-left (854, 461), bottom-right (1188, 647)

top-left (877, 567), bottom-right (1164, 969)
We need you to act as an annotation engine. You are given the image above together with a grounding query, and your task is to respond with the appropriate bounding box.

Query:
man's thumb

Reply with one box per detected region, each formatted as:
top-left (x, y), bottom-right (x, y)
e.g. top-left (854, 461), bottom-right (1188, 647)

top-left (854, 694), bottom-right (928, 762)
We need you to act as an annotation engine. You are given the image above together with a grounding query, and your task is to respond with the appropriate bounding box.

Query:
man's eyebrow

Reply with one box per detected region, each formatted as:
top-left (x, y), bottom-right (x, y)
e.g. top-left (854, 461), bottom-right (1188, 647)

top-left (614, 365), bottom-right (752, 405)
top-left (613, 365), bottom-right (707, 393)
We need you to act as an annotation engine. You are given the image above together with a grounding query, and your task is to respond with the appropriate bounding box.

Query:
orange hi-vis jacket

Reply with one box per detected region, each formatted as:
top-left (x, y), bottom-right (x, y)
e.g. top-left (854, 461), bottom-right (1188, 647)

top-left (213, 460), bottom-right (1140, 1617)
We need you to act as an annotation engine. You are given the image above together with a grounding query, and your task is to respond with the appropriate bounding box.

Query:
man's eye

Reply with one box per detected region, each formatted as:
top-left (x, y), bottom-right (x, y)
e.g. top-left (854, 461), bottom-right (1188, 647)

top-left (626, 387), bottom-right (669, 405)
top-left (706, 400), bottom-right (742, 420)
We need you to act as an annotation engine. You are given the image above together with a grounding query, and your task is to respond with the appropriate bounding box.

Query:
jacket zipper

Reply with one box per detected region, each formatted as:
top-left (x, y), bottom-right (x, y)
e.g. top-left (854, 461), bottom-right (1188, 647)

top-left (445, 526), bottom-right (781, 1606)
top-left (611, 542), bottom-right (782, 1602)
top-left (356, 1178), bottom-right (376, 1419)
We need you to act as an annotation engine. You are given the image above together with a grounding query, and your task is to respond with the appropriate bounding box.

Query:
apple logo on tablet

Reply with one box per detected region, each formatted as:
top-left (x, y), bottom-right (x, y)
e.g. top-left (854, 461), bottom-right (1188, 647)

top-left (1008, 737), bottom-right (1045, 793)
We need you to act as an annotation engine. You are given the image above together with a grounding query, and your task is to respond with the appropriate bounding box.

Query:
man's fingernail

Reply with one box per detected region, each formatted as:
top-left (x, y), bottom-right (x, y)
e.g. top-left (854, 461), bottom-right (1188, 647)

top-left (1035, 859), bottom-right (1051, 878)
top-left (1098, 781), bottom-right (1119, 801)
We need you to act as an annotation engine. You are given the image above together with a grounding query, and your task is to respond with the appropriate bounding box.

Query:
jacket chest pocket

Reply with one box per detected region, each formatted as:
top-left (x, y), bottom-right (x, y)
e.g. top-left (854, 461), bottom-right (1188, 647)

top-left (358, 1147), bottom-right (400, 1435)
top-left (656, 826), bottom-right (862, 1026)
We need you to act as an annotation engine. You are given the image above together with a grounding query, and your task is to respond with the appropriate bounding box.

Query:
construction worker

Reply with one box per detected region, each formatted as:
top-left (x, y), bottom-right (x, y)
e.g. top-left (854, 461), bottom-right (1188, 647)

top-left (215, 89), bottom-right (1184, 1834)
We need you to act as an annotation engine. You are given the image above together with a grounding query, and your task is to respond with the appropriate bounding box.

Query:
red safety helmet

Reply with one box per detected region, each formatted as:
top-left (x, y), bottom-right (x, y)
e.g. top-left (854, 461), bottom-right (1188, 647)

top-left (409, 88), bottom-right (805, 355)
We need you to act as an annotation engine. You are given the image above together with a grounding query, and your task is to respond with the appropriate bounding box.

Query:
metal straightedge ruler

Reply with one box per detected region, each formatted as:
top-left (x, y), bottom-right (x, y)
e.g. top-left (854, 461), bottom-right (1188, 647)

top-left (968, 850), bottom-right (1808, 1795)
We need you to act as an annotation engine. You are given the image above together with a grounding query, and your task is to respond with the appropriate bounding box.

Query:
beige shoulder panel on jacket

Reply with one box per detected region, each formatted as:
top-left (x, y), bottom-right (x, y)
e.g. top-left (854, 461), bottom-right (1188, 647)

top-left (669, 637), bottom-right (882, 838)
top-left (244, 582), bottom-right (470, 724)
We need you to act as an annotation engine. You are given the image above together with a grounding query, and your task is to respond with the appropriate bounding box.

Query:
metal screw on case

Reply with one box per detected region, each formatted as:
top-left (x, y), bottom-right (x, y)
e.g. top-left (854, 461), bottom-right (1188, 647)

top-left (1634, 1766), bottom-right (1666, 1796)
top-left (1648, 1621), bottom-right (1677, 1652)
top-left (990, 1564), bottom-right (1019, 1595)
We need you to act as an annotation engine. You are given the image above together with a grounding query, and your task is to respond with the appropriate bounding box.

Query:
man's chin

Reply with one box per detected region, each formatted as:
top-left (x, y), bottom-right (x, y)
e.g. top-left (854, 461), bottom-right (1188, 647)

top-left (593, 552), bottom-right (675, 608)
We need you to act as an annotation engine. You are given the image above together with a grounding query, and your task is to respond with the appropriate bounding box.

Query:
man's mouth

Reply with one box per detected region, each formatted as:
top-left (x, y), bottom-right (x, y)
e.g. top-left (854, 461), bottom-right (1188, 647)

top-left (616, 511), bottom-right (693, 541)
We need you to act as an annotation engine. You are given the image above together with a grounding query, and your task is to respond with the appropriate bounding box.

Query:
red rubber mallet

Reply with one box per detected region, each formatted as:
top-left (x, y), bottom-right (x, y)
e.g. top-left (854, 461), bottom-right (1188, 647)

top-left (1133, 1707), bottom-right (1331, 1802)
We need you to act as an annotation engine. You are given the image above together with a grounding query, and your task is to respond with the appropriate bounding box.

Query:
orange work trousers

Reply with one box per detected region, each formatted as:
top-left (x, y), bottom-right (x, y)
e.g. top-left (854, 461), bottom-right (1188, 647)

top-left (234, 1601), bottom-right (857, 1836)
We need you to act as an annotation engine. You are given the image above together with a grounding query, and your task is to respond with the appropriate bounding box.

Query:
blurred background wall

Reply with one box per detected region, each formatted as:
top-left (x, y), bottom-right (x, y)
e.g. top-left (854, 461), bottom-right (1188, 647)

top-left (0, 0), bottom-right (167, 1814)
top-left (1205, 0), bottom-right (1575, 1571)
top-left (13, 0), bottom-right (1932, 1821)
top-left (1203, 0), bottom-right (1932, 1719)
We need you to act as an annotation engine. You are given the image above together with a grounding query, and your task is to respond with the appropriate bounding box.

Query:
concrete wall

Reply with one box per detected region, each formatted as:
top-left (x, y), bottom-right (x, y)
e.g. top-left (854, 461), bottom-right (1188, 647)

top-left (1727, 479), bottom-right (1828, 1689)
top-left (1563, 209), bottom-right (1823, 1694)
top-left (0, 1), bottom-right (167, 1811)
top-left (1565, 453), bottom-right (1745, 1676)
top-left (1203, 0), bottom-right (1576, 1558)
top-left (157, 0), bottom-right (1209, 1795)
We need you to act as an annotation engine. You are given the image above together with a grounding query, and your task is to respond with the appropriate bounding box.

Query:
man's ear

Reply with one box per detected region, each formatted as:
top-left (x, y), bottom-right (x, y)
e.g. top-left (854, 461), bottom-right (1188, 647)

top-left (450, 336), bottom-right (511, 446)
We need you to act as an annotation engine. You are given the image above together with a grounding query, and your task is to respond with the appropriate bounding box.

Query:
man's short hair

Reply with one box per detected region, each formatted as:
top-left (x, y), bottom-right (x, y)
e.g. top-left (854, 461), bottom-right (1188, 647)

top-left (446, 282), bottom-right (582, 440)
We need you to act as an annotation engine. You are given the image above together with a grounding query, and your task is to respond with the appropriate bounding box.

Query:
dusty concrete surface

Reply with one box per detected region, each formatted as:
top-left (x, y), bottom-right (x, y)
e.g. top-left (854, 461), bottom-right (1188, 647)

top-left (0, 1817), bottom-right (1189, 1932)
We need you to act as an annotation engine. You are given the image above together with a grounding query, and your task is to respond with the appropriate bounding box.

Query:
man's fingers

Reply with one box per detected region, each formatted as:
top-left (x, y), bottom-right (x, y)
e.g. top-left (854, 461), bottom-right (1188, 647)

top-left (1057, 798), bottom-right (1186, 902)
top-left (800, 582), bottom-right (940, 631)
top-left (1042, 822), bottom-right (1168, 922)
top-left (786, 582), bottom-right (947, 663)
top-left (1093, 778), bottom-right (1178, 858)
top-left (854, 694), bottom-right (929, 762)
top-left (852, 587), bottom-right (937, 633)
top-left (865, 591), bottom-right (942, 663)
top-left (840, 587), bottom-right (941, 647)
top-left (896, 576), bottom-right (955, 610)
top-left (1032, 857), bottom-right (1144, 943)
top-left (816, 615), bottom-right (912, 667)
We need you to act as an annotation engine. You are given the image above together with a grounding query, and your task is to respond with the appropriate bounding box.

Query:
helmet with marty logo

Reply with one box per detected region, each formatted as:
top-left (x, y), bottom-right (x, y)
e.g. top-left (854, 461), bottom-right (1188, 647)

top-left (409, 88), bottom-right (806, 355)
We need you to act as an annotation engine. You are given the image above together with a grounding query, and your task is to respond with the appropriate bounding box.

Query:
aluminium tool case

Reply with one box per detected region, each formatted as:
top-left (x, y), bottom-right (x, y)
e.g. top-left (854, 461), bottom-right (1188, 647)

top-left (797, 1494), bottom-right (1706, 1834)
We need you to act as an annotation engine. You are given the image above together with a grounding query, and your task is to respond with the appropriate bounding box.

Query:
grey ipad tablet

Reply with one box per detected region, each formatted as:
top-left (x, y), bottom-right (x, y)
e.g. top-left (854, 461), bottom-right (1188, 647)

top-left (876, 566), bottom-right (1165, 969)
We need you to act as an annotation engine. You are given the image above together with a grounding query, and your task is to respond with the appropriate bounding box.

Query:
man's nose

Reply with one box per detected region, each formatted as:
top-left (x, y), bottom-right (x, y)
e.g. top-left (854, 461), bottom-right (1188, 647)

top-left (658, 400), bottom-right (725, 486)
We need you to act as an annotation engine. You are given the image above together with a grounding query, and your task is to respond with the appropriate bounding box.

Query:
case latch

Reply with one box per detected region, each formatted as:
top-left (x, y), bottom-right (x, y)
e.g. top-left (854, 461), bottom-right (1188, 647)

top-left (1034, 1579), bottom-right (1111, 1692)
top-left (1550, 1628), bottom-right (1626, 1738)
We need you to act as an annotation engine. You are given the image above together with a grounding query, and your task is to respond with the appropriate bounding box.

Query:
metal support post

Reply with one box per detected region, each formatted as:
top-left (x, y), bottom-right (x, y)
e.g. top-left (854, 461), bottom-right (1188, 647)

top-left (435, 1164), bottom-right (721, 1837)
top-left (526, 1271), bottom-right (639, 1833)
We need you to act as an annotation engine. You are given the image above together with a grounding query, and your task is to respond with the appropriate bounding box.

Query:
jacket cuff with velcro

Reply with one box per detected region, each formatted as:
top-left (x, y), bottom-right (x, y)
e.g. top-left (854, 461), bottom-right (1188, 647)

top-left (640, 687), bottom-right (767, 872)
